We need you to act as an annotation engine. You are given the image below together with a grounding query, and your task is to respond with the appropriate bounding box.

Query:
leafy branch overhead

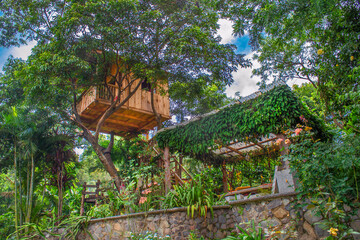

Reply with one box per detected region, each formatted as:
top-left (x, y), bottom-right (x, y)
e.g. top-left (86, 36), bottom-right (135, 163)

top-left (156, 85), bottom-right (329, 156)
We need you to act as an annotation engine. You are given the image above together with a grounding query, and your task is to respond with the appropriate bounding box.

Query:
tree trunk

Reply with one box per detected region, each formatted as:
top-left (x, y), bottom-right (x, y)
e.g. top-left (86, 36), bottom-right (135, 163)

top-left (93, 145), bottom-right (122, 192)
top-left (57, 163), bottom-right (63, 220)
top-left (14, 144), bottom-right (19, 240)
top-left (26, 154), bottom-right (34, 224)
top-left (164, 147), bottom-right (171, 195)
top-left (221, 162), bottom-right (228, 193)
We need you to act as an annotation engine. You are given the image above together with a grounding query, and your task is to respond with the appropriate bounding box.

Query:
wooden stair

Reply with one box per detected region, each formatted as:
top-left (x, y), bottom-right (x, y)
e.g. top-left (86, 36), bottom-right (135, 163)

top-left (80, 180), bottom-right (105, 215)
top-left (153, 147), bottom-right (193, 188)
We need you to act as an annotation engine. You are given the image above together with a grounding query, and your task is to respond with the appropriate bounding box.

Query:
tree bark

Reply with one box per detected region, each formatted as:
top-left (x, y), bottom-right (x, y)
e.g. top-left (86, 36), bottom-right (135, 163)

top-left (151, 89), bottom-right (162, 129)
top-left (221, 161), bottom-right (229, 193)
top-left (164, 146), bottom-right (171, 195)
top-left (71, 75), bottom-right (143, 192)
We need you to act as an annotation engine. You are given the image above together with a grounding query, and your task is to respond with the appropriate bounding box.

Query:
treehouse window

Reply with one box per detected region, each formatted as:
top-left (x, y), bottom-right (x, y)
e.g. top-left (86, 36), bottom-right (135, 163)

top-left (142, 78), bottom-right (152, 92)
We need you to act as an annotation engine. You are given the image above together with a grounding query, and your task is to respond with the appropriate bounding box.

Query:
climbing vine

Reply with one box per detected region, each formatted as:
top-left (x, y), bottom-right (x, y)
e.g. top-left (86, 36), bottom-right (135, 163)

top-left (156, 85), bottom-right (328, 157)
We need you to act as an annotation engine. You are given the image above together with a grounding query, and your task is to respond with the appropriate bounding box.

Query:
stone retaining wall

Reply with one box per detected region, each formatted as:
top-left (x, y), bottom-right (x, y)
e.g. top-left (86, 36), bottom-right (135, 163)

top-left (77, 192), bottom-right (360, 240)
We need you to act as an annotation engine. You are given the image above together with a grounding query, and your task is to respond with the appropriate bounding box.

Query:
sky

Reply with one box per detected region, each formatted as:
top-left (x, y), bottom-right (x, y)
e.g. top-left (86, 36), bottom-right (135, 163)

top-left (0, 19), bottom-right (304, 98)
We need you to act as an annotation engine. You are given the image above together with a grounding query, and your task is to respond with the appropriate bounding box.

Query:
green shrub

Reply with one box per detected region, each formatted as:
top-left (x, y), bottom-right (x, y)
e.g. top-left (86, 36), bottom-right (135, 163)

top-left (162, 177), bottom-right (221, 218)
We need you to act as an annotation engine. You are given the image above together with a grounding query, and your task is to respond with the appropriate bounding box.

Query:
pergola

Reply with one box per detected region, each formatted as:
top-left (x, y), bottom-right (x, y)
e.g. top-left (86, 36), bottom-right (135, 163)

top-left (156, 82), bottom-right (327, 194)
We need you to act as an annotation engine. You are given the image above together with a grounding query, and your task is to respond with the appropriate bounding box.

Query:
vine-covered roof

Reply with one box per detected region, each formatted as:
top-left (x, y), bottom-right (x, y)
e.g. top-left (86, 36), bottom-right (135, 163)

top-left (156, 83), bottom-right (327, 159)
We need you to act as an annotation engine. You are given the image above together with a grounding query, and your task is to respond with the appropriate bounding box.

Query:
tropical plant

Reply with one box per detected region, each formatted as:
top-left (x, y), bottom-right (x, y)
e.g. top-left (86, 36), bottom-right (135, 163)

top-left (162, 177), bottom-right (220, 218)
top-left (8, 214), bottom-right (93, 240)
top-left (129, 231), bottom-right (171, 240)
top-left (223, 221), bottom-right (264, 240)
top-left (285, 127), bottom-right (360, 238)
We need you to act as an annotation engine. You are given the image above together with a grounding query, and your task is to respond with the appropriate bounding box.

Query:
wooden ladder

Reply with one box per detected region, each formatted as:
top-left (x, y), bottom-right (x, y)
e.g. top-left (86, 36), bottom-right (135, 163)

top-left (80, 180), bottom-right (104, 216)
top-left (153, 147), bottom-right (193, 187)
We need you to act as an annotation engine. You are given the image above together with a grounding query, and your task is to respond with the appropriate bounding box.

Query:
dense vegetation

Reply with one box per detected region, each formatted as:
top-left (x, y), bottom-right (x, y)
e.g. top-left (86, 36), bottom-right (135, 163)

top-left (0, 0), bottom-right (359, 239)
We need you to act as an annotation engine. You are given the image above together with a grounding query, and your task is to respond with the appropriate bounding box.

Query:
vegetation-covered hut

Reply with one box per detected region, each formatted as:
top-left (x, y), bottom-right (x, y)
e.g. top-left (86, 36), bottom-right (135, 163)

top-left (156, 82), bottom-right (328, 193)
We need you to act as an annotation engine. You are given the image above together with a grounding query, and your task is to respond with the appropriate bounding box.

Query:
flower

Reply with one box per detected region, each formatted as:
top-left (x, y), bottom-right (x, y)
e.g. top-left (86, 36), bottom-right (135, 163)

top-left (276, 138), bottom-right (284, 145)
top-left (350, 56), bottom-right (355, 61)
top-left (142, 188), bottom-right (152, 195)
top-left (285, 139), bottom-right (291, 145)
top-left (304, 126), bottom-right (312, 131)
top-left (299, 115), bottom-right (308, 123)
top-left (317, 49), bottom-right (324, 55)
top-left (295, 128), bottom-right (302, 135)
top-left (139, 196), bottom-right (147, 204)
top-left (328, 227), bottom-right (338, 237)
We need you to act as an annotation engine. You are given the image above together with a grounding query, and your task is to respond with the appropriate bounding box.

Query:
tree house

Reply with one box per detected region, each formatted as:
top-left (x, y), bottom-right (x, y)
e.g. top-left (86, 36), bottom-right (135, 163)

top-left (76, 65), bottom-right (171, 136)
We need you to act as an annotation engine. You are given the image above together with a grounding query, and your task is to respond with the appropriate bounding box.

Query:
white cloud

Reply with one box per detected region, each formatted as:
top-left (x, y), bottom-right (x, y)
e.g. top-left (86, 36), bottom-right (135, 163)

top-left (226, 53), bottom-right (260, 97)
top-left (218, 19), bottom-right (236, 44)
top-left (9, 41), bottom-right (37, 59)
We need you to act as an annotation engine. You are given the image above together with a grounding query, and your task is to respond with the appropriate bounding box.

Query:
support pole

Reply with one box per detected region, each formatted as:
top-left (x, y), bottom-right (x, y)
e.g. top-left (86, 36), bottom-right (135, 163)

top-left (221, 161), bottom-right (229, 193)
top-left (164, 146), bottom-right (171, 195)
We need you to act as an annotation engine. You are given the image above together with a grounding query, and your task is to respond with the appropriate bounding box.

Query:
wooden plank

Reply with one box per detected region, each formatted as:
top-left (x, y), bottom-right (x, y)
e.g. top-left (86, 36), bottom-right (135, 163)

top-left (226, 146), bottom-right (245, 157)
top-left (225, 184), bottom-right (272, 197)
top-left (219, 138), bottom-right (278, 155)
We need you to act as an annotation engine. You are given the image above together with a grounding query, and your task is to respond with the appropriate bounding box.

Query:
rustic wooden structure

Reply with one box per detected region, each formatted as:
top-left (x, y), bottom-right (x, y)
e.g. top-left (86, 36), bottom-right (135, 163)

top-left (156, 82), bottom-right (310, 194)
top-left (76, 65), bottom-right (171, 136)
top-left (153, 147), bottom-right (193, 194)
top-left (80, 180), bottom-right (103, 216)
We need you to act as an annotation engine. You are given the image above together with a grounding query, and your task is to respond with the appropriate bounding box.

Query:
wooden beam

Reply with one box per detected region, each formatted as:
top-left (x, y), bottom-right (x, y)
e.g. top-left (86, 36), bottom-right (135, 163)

top-left (219, 137), bottom-right (277, 155)
top-left (225, 146), bottom-right (245, 157)
top-left (252, 142), bottom-right (265, 149)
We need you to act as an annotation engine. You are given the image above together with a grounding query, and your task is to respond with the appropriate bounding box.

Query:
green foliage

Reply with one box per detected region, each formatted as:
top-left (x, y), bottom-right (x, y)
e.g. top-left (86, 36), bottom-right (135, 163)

top-left (8, 214), bottom-right (93, 240)
top-left (223, 221), bottom-right (264, 240)
top-left (225, 0), bottom-right (360, 133)
top-left (162, 177), bottom-right (221, 218)
top-left (130, 231), bottom-right (170, 240)
top-left (287, 130), bottom-right (360, 238)
top-left (188, 231), bottom-right (205, 240)
top-left (156, 85), bottom-right (327, 158)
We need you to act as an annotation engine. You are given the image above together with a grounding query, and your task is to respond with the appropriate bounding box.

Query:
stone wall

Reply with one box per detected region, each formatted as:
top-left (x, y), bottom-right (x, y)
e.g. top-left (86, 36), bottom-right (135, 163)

top-left (77, 192), bottom-right (360, 240)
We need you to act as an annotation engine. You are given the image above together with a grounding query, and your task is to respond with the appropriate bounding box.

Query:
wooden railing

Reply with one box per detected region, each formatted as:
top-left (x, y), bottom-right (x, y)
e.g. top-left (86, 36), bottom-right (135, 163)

top-left (77, 83), bottom-right (170, 117)
top-left (76, 87), bottom-right (97, 114)
top-left (98, 84), bottom-right (117, 102)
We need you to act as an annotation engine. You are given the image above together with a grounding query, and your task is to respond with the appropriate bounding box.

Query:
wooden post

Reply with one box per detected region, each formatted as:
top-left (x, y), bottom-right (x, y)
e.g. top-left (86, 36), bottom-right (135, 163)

top-left (221, 161), bottom-right (229, 193)
top-left (80, 182), bottom-right (86, 216)
top-left (179, 155), bottom-right (183, 179)
top-left (95, 180), bottom-right (100, 206)
top-left (164, 146), bottom-right (171, 195)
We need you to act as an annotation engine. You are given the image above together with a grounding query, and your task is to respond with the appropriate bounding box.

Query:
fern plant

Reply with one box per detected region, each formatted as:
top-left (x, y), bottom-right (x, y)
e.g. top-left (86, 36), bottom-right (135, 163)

top-left (223, 221), bottom-right (264, 240)
top-left (162, 178), bottom-right (219, 218)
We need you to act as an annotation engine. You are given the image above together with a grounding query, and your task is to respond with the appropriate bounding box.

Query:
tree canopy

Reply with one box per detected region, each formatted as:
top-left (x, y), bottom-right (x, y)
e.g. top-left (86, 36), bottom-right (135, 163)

top-left (0, 0), bottom-right (250, 191)
top-left (223, 0), bottom-right (360, 133)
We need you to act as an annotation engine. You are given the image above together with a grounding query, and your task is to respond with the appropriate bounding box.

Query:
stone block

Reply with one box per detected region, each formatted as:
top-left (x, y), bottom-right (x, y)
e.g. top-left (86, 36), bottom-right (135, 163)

top-left (113, 223), bottom-right (122, 231)
top-left (304, 209), bottom-right (323, 225)
top-left (272, 207), bottom-right (289, 219)
top-left (219, 215), bottom-right (227, 224)
top-left (351, 220), bottom-right (360, 232)
top-left (160, 220), bottom-right (169, 229)
top-left (268, 199), bottom-right (282, 210)
top-left (303, 221), bottom-right (317, 239)
top-left (260, 218), bottom-right (281, 228)
top-left (313, 223), bottom-right (329, 238)
top-left (299, 233), bottom-right (316, 240)
top-left (282, 198), bottom-right (290, 206)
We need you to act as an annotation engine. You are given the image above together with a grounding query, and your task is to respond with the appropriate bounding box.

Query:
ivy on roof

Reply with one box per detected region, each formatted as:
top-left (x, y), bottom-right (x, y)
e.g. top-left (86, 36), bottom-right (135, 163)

top-left (156, 85), bottom-right (328, 156)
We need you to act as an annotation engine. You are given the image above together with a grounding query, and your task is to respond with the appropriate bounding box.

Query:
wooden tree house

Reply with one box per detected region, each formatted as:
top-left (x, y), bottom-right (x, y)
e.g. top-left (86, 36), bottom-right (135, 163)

top-left (76, 64), bottom-right (171, 136)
